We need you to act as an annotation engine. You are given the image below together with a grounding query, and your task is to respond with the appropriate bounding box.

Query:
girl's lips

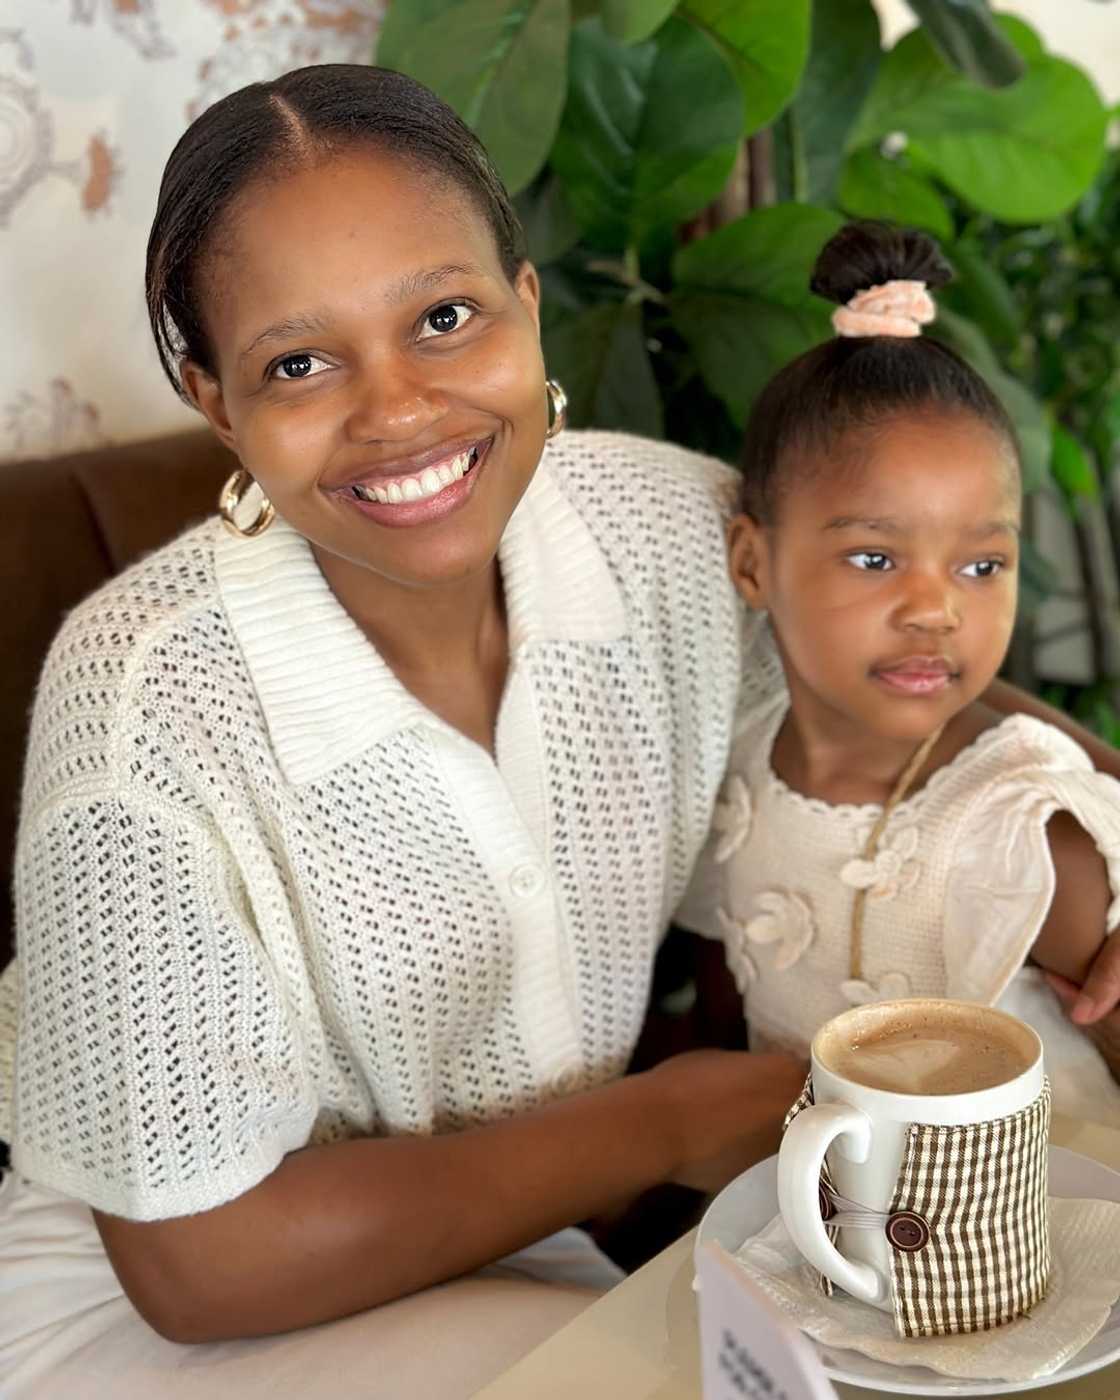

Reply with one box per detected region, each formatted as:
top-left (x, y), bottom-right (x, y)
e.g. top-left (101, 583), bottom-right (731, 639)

top-left (332, 438), bottom-right (492, 530)
top-left (872, 659), bottom-right (956, 696)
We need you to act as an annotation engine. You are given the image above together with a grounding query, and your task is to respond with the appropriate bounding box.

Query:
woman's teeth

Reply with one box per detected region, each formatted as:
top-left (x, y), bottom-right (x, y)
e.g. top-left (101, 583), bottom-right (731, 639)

top-left (350, 447), bottom-right (478, 505)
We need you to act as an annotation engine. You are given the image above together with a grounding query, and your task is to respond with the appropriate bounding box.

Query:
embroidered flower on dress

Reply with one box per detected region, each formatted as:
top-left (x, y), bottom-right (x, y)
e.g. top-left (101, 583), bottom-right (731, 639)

top-left (716, 908), bottom-right (758, 993)
top-left (740, 890), bottom-right (816, 972)
top-left (840, 971), bottom-right (912, 1006)
top-left (712, 774), bottom-right (752, 863)
top-left (840, 823), bottom-right (921, 901)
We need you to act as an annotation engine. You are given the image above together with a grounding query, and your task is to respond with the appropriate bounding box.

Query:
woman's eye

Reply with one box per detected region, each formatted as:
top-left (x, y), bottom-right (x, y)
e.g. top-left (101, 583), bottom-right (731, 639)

top-left (848, 551), bottom-right (893, 572)
top-left (418, 302), bottom-right (475, 339)
top-left (271, 353), bottom-right (329, 381)
top-left (961, 558), bottom-right (1003, 579)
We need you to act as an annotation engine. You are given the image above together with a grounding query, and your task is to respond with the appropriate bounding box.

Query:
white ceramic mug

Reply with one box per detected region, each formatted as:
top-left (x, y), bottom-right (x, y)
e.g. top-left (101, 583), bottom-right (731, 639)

top-left (777, 998), bottom-right (1045, 1315)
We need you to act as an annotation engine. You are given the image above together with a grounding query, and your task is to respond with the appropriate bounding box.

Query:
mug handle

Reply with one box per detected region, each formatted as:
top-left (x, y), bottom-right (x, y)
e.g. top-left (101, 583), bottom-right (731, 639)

top-left (777, 1102), bottom-right (886, 1304)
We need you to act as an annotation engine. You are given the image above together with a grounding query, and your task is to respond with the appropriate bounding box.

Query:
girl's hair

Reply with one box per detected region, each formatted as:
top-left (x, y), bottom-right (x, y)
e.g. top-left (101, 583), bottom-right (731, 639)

top-left (740, 221), bottom-right (1019, 522)
top-left (146, 64), bottom-right (525, 399)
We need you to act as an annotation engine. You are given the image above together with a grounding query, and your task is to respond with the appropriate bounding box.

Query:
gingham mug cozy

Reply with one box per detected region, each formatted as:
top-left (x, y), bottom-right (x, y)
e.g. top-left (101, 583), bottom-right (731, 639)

top-left (779, 999), bottom-right (1050, 1340)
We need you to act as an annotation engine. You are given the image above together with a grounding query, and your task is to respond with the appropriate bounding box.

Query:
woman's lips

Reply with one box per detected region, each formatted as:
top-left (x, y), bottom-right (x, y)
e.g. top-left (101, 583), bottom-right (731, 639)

top-left (332, 438), bottom-right (491, 529)
top-left (872, 656), bottom-right (956, 696)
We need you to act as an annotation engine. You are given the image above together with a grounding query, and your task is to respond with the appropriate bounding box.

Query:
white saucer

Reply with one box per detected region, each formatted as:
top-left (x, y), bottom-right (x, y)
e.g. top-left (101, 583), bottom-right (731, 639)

top-left (696, 1145), bottom-right (1120, 1395)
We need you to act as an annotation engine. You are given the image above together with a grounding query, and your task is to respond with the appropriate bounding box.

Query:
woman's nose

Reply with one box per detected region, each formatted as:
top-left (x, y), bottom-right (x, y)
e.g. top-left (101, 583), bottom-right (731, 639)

top-left (896, 574), bottom-right (962, 633)
top-left (343, 355), bottom-right (448, 444)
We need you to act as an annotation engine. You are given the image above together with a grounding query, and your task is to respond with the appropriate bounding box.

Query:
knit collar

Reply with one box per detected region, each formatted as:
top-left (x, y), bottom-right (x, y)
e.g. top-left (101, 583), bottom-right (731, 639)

top-left (214, 452), bottom-right (628, 785)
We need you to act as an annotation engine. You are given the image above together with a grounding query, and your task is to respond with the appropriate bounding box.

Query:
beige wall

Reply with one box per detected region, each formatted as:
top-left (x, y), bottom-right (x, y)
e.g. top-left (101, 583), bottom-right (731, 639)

top-left (874, 0), bottom-right (1120, 101)
top-left (0, 1), bottom-right (384, 464)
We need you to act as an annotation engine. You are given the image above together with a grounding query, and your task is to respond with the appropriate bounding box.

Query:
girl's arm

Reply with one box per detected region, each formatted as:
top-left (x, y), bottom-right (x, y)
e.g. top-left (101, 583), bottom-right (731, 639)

top-left (93, 1047), bottom-right (804, 1344)
top-left (1030, 811), bottom-right (1114, 989)
top-left (986, 678), bottom-right (1120, 1024)
top-left (1029, 812), bottom-right (1120, 1084)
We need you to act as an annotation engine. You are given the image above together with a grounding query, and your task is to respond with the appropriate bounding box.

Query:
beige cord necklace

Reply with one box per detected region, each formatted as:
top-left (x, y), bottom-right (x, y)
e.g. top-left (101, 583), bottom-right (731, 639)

top-left (848, 724), bottom-right (945, 982)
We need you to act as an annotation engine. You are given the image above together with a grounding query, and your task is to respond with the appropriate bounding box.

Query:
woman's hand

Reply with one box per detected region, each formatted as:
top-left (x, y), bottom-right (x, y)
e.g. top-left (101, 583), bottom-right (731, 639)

top-left (645, 1048), bottom-right (807, 1193)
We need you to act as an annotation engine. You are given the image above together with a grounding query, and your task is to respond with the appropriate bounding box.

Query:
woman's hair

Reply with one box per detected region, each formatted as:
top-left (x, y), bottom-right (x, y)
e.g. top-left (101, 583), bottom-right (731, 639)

top-left (740, 221), bottom-right (1019, 522)
top-left (146, 64), bottom-right (525, 399)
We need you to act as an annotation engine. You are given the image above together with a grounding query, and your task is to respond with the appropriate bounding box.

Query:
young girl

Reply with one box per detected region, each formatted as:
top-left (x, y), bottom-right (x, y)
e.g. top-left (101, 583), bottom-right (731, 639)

top-left (684, 221), bottom-right (1120, 1125)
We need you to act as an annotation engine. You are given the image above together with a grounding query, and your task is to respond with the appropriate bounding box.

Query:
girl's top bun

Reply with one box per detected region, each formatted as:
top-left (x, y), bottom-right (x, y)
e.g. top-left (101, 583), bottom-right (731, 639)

top-left (810, 220), bottom-right (954, 307)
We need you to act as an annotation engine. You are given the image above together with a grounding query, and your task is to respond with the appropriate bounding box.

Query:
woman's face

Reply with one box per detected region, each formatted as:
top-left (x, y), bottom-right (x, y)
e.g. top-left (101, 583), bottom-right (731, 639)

top-left (184, 147), bottom-right (546, 594)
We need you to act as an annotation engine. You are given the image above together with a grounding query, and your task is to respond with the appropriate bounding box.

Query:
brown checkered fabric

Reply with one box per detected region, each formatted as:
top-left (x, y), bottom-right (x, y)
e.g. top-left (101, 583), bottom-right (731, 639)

top-left (782, 1077), bottom-right (1051, 1335)
top-left (887, 1080), bottom-right (1051, 1337)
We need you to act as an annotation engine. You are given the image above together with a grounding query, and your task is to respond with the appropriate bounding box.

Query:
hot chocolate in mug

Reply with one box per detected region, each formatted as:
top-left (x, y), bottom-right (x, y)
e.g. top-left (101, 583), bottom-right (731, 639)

top-left (778, 998), bottom-right (1050, 1338)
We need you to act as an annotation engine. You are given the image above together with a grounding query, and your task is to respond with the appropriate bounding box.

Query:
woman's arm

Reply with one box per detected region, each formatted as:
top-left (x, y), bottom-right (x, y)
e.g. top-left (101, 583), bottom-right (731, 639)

top-left (94, 1048), bottom-right (804, 1343)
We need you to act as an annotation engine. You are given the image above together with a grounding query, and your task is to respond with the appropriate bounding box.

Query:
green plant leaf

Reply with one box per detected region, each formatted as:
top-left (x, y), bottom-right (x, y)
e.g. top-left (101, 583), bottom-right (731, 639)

top-left (681, 0), bottom-right (811, 136)
top-left (1018, 536), bottom-right (1059, 618)
top-left (602, 0), bottom-right (677, 43)
top-left (903, 0), bottom-right (1025, 87)
top-left (670, 204), bottom-right (843, 424)
top-left (543, 299), bottom-right (664, 435)
top-left (785, 0), bottom-right (882, 203)
top-left (931, 305), bottom-right (1050, 493)
top-left (551, 16), bottom-right (742, 250)
top-left (939, 238), bottom-right (1022, 352)
top-left (1051, 423), bottom-right (1101, 504)
top-left (514, 173), bottom-right (583, 265)
top-left (837, 148), bottom-right (953, 239)
top-left (374, 0), bottom-right (570, 195)
top-left (849, 18), bottom-right (1108, 223)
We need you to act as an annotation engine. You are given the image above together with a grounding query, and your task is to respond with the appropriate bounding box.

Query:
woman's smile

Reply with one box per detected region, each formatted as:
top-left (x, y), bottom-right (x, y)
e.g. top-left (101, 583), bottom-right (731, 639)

top-left (329, 435), bottom-right (491, 529)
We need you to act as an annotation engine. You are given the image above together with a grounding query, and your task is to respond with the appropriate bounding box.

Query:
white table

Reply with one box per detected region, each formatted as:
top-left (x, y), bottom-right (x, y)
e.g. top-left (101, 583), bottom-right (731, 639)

top-left (478, 1114), bottom-right (1120, 1400)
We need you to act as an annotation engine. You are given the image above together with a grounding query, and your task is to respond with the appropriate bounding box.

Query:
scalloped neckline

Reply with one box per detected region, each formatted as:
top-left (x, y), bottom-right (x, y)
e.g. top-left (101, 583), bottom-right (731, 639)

top-left (758, 702), bottom-right (1030, 823)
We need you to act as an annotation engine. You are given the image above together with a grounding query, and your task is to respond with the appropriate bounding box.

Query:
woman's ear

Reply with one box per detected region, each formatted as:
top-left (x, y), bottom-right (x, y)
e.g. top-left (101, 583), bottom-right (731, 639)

top-left (514, 260), bottom-right (541, 330)
top-left (728, 513), bottom-right (770, 610)
top-left (180, 361), bottom-right (238, 453)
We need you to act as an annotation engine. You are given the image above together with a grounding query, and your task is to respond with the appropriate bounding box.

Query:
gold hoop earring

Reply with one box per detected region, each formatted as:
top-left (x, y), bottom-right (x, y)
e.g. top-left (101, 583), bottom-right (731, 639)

top-left (218, 469), bottom-right (275, 539)
top-left (545, 378), bottom-right (568, 440)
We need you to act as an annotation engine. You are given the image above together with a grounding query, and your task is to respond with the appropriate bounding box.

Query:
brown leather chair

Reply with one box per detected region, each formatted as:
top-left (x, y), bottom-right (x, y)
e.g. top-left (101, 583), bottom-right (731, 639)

top-left (0, 429), bottom-right (234, 968)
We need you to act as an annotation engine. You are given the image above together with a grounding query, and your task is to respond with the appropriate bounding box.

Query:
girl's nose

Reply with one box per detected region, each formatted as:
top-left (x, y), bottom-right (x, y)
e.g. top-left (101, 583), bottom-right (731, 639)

top-left (897, 575), bottom-right (962, 633)
top-left (344, 356), bottom-right (448, 444)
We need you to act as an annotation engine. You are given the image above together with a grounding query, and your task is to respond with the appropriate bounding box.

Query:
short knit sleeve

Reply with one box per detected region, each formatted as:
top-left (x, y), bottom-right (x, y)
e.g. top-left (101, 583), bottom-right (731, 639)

top-left (942, 719), bottom-right (1120, 1007)
top-left (14, 795), bottom-right (317, 1221)
top-left (12, 578), bottom-right (318, 1222)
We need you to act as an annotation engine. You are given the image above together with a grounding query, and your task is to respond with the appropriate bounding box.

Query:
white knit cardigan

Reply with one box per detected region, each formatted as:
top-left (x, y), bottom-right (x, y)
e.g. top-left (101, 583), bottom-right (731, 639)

top-left (4, 430), bottom-right (778, 1221)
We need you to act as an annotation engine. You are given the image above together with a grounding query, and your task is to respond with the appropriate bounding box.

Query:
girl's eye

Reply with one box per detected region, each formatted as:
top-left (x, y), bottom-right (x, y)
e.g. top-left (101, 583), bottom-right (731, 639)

top-left (847, 551), bottom-right (893, 572)
top-left (271, 353), bottom-right (330, 381)
top-left (418, 302), bottom-right (475, 339)
top-left (961, 558), bottom-right (1003, 579)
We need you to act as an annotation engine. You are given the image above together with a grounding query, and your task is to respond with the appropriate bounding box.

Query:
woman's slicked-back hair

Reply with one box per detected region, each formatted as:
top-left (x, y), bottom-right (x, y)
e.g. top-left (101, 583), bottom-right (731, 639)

top-left (740, 220), bottom-right (1019, 522)
top-left (146, 64), bottom-right (526, 399)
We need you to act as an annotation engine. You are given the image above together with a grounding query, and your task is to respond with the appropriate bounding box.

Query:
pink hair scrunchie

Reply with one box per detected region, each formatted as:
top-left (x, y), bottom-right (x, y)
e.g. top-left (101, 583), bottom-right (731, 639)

top-left (831, 279), bottom-right (936, 339)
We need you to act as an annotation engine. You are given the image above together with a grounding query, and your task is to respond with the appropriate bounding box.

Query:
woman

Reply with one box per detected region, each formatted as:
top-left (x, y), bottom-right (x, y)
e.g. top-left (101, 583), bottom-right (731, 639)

top-left (2, 64), bottom-right (1118, 1398)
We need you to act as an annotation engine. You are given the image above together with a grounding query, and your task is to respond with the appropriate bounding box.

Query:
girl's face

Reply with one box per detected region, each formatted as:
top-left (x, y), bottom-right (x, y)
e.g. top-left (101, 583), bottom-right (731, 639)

top-left (729, 411), bottom-right (1021, 745)
top-left (183, 147), bottom-right (546, 594)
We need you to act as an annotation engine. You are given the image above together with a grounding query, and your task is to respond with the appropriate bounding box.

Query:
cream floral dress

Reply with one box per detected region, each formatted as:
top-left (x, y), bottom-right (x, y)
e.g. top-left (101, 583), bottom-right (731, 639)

top-left (679, 693), bottom-right (1120, 1127)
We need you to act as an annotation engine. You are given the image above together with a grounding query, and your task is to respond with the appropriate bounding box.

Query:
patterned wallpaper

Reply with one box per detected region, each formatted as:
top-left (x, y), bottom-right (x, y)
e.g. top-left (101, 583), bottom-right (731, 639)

top-left (0, 1), bottom-right (385, 463)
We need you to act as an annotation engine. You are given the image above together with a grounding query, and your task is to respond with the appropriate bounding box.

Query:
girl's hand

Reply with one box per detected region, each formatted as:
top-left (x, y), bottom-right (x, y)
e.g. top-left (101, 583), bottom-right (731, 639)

top-left (1044, 929), bottom-right (1120, 1027)
top-left (645, 1048), bottom-right (807, 1194)
top-left (1044, 969), bottom-right (1120, 1087)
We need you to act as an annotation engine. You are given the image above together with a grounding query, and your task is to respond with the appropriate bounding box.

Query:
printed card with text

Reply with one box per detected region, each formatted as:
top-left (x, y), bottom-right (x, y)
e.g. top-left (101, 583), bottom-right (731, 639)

top-left (697, 1243), bottom-right (838, 1400)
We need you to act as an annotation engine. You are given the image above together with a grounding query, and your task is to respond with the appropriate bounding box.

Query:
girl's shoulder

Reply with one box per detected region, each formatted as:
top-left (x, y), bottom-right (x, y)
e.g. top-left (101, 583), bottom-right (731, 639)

top-left (927, 710), bottom-right (1097, 810)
